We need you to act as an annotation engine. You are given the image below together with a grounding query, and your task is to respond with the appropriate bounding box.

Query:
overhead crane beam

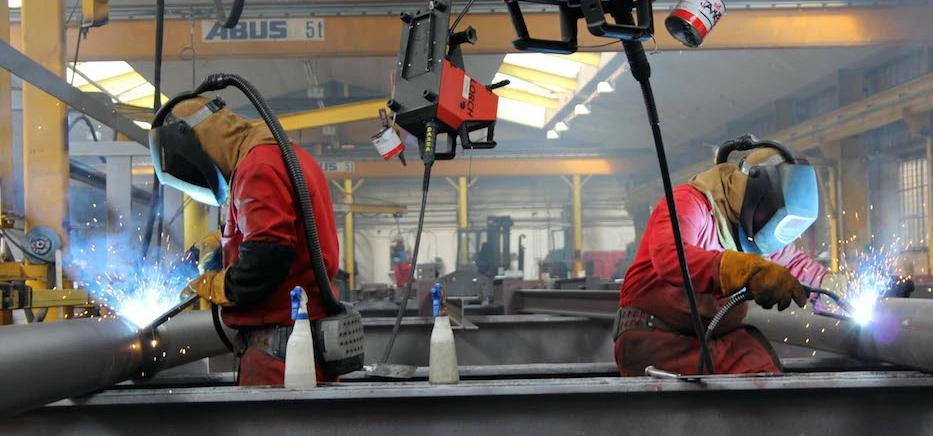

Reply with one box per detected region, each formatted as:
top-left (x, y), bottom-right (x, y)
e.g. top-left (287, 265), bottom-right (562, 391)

top-left (631, 72), bottom-right (933, 196)
top-left (9, 6), bottom-right (933, 60)
top-left (133, 156), bottom-right (655, 179)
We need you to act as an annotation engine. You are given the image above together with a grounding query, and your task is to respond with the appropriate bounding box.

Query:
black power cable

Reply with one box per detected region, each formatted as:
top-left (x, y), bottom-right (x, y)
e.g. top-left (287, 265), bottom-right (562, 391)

top-left (621, 39), bottom-right (714, 374)
top-left (381, 162), bottom-right (433, 362)
top-left (139, 0), bottom-right (166, 264)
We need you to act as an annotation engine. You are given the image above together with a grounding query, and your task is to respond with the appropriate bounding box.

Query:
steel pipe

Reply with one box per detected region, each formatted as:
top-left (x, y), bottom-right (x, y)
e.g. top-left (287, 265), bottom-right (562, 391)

top-left (745, 298), bottom-right (933, 372)
top-left (0, 311), bottom-right (233, 417)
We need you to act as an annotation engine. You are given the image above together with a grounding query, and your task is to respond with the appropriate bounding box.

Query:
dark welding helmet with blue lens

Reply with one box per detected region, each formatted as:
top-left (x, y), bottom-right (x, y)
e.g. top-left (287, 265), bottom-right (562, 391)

top-left (149, 96), bottom-right (228, 207)
top-left (716, 135), bottom-right (819, 256)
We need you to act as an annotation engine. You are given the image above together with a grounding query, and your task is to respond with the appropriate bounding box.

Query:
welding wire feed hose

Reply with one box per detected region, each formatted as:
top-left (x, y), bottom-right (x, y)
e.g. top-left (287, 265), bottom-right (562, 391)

top-left (381, 164), bottom-right (432, 363)
top-left (194, 73), bottom-right (342, 316)
top-left (622, 39), bottom-right (714, 374)
top-left (139, 0), bottom-right (166, 263)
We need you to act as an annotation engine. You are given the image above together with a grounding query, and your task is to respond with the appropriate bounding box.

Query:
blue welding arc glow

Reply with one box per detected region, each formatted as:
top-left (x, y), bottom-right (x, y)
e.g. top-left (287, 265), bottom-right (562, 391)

top-left (845, 254), bottom-right (895, 326)
top-left (68, 233), bottom-right (199, 328)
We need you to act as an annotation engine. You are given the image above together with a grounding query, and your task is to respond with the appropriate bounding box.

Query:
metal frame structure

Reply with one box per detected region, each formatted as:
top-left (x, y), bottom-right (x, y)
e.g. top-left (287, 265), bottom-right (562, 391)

top-left (7, 371), bottom-right (933, 435)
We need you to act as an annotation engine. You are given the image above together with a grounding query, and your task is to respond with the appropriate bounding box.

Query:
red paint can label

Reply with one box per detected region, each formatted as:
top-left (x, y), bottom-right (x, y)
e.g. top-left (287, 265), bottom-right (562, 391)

top-left (672, 0), bottom-right (726, 39)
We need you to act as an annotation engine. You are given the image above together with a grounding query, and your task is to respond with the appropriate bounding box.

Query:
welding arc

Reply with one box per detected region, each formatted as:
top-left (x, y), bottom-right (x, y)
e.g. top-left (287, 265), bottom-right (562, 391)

top-left (622, 39), bottom-right (714, 375)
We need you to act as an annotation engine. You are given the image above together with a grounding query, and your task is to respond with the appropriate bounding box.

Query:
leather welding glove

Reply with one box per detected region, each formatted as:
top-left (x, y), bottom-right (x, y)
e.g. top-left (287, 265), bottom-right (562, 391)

top-left (194, 230), bottom-right (223, 274)
top-left (187, 270), bottom-right (233, 307)
top-left (719, 250), bottom-right (808, 311)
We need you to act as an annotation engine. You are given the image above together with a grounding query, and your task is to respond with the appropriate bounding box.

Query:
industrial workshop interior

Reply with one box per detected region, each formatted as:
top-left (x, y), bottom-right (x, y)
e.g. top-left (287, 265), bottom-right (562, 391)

top-left (2, 0), bottom-right (933, 433)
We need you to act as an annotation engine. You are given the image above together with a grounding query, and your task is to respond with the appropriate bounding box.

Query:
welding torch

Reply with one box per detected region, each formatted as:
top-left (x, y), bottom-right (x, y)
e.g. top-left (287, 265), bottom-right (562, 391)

top-left (705, 285), bottom-right (854, 345)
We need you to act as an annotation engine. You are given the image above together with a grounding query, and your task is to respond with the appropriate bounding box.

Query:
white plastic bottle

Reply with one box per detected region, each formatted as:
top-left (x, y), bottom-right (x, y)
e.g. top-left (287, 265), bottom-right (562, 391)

top-left (429, 283), bottom-right (459, 384)
top-left (284, 287), bottom-right (317, 388)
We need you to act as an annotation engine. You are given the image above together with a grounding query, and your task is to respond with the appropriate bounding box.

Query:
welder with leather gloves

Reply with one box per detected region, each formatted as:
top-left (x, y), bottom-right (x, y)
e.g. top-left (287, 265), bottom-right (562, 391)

top-left (614, 136), bottom-right (828, 376)
top-left (153, 96), bottom-right (340, 386)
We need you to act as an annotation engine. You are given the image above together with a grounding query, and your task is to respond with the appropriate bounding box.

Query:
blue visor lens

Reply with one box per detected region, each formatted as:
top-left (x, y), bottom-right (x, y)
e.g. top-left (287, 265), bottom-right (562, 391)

top-left (746, 164), bottom-right (819, 255)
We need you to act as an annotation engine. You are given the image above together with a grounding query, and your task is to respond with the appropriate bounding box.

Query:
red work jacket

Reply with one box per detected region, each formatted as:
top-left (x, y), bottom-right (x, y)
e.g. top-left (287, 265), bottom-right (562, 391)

top-left (220, 144), bottom-right (340, 327)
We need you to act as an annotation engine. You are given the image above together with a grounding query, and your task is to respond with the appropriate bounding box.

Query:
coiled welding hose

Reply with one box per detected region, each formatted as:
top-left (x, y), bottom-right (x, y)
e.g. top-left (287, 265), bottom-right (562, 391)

top-left (704, 285), bottom-right (853, 346)
top-left (622, 38), bottom-right (714, 374)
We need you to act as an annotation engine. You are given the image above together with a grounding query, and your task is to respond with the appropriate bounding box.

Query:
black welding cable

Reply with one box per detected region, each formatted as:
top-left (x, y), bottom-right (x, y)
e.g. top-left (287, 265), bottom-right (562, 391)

top-left (448, 0), bottom-right (476, 38)
top-left (381, 164), bottom-right (432, 363)
top-left (622, 39), bottom-right (714, 374)
top-left (68, 115), bottom-right (99, 142)
top-left (139, 0), bottom-right (166, 263)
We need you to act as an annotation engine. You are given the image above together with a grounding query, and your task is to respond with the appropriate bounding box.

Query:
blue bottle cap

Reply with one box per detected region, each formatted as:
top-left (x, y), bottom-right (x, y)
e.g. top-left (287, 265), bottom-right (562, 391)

top-left (291, 287), bottom-right (308, 321)
top-left (431, 283), bottom-right (442, 317)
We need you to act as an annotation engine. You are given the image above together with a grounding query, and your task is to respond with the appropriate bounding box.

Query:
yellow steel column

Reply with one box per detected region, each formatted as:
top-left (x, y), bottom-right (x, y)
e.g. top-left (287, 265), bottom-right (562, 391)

top-left (184, 196), bottom-right (211, 309)
top-left (344, 178), bottom-right (355, 290)
top-left (0, 0), bottom-right (10, 325)
top-left (457, 176), bottom-right (469, 266)
top-left (572, 175), bottom-right (583, 278)
top-left (0, 0), bottom-right (12, 208)
top-left (21, 0), bottom-right (68, 241)
top-left (183, 196), bottom-right (210, 248)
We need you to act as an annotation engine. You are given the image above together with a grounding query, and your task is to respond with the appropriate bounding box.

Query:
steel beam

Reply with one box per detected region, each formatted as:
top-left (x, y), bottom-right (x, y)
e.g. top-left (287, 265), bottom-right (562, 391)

top-left (9, 6), bottom-right (933, 59)
top-left (0, 40), bottom-right (149, 146)
top-left (8, 372), bottom-right (933, 435)
top-left (493, 88), bottom-right (560, 109)
top-left (134, 156), bottom-right (657, 179)
top-left (498, 63), bottom-right (578, 90)
top-left (633, 72), bottom-right (933, 195)
top-left (274, 99), bottom-right (386, 132)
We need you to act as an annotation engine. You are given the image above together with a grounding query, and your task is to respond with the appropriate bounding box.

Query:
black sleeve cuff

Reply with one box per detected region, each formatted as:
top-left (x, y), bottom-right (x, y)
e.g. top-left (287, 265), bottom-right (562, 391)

top-left (224, 241), bottom-right (296, 305)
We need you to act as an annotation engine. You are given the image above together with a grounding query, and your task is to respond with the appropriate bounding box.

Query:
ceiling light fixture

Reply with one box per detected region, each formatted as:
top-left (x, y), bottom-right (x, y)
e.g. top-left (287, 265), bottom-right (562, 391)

top-left (597, 81), bottom-right (614, 93)
top-left (546, 130), bottom-right (560, 140)
top-left (554, 121), bottom-right (569, 132)
top-left (574, 104), bottom-right (591, 115)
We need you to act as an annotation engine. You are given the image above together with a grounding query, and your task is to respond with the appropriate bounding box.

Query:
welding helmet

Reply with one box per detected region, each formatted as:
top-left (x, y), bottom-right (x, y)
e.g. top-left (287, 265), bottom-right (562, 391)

top-left (716, 135), bottom-right (819, 256)
top-left (149, 96), bottom-right (229, 207)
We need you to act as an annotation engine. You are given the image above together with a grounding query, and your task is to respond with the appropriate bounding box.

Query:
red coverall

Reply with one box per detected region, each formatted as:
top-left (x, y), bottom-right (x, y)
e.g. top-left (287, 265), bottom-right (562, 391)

top-left (616, 185), bottom-right (826, 376)
top-left (220, 144), bottom-right (340, 386)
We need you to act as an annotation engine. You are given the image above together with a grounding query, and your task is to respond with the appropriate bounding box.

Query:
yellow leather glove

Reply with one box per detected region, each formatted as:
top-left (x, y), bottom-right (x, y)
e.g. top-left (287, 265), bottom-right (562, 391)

top-left (720, 250), bottom-right (807, 311)
top-left (187, 270), bottom-right (233, 307)
top-left (194, 230), bottom-right (223, 274)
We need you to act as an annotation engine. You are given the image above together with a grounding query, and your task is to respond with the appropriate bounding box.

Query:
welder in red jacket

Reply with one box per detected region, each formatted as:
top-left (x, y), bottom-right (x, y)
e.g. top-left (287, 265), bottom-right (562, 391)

top-left (615, 138), bottom-right (833, 376)
top-left (152, 96), bottom-right (339, 386)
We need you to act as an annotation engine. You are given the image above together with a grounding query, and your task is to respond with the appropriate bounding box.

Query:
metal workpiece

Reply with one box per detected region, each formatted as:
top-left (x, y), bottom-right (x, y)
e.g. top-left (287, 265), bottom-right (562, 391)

top-left (0, 316), bottom-right (141, 417)
top-left (0, 311), bottom-right (230, 417)
top-left (364, 315), bottom-right (614, 366)
top-left (746, 298), bottom-right (933, 372)
top-left (7, 372), bottom-right (933, 435)
top-left (504, 289), bottom-right (618, 319)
